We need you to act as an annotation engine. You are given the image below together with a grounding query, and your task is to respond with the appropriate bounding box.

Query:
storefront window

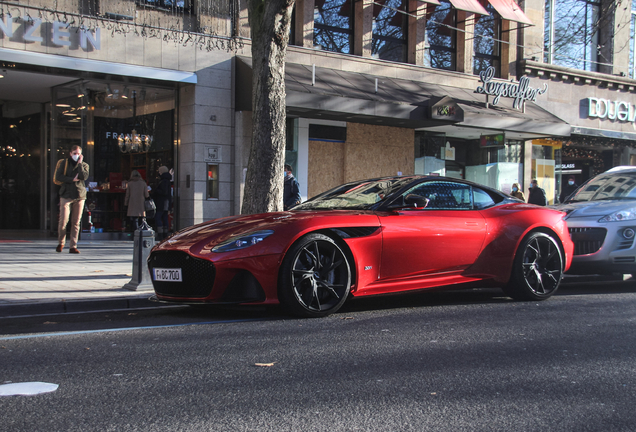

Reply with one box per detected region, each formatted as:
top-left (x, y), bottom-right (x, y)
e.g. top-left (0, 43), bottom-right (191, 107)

top-left (544, 0), bottom-right (600, 72)
top-left (415, 132), bottom-right (523, 194)
top-left (207, 164), bottom-right (219, 199)
top-left (0, 103), bottom-right (42, 229)
top-left (51, 81), bottom-right (176, 238)
top-left (314, 0), bottom-right (353, 54)
top-left (474, 3), bottom-right (501, 77)
top-left (531, 140), bottom-right (561, 204)
top-left (372, 0), bottom-right (407, 62)
top-left (425, 0), bottom-right (456, 71)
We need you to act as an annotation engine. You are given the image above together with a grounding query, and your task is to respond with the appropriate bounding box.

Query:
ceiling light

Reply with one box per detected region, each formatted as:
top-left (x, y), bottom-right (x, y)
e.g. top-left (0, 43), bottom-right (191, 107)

top-left (106, 84), bottom-right (113, 97)
top-left (56, 103), bottom-right (71, 107)
top-left (122, 86), bottom-right (130, 98)
top-left (0, 70), bottom-right (5, 79)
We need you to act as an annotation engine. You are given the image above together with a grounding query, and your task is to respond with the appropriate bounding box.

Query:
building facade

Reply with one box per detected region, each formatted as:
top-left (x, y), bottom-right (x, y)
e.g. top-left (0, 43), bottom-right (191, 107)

top-left (0, 0), bottom-right (634, 238)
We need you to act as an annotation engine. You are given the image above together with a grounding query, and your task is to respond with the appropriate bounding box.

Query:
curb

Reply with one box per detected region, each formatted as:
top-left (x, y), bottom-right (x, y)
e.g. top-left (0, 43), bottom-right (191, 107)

top-left (0, 294), bottom-right (164, 318)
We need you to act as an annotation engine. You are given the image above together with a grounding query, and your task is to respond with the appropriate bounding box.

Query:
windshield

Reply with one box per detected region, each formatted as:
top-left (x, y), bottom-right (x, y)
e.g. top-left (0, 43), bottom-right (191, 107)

top-left (567, 171), bottom-right (636, 203)
top-left (294, 177), bottom-right (416, 210)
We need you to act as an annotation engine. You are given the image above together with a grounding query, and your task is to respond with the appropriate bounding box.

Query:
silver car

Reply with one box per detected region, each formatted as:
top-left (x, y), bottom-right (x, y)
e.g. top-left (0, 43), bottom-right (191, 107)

top-left (554, 166), bottom-right (636, 275)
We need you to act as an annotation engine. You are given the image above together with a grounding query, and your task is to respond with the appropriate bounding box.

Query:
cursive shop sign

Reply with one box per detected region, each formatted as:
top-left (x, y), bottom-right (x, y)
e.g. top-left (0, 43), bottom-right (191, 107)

top-left (475, 67), bottom-right (548, 110)
top-left (0, 14), bottom-right (100, 50)
top-left (586, 97), bottom-right (636, 122)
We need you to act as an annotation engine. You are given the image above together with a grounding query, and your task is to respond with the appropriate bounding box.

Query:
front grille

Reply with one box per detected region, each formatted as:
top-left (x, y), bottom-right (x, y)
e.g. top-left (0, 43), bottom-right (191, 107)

top-left (569, 227), bottom-right (607, 256)
top-left (148, 250), bottom-right (215, 298)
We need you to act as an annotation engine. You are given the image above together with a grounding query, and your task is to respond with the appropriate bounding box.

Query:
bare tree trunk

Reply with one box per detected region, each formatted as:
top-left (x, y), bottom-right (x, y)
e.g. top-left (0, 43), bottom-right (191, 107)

top-left (242, 0), bottom-right (295, 214)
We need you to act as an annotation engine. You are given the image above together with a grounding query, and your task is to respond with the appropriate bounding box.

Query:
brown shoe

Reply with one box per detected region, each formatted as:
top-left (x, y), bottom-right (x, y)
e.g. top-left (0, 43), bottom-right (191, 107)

top-left (69, 247), bottom-right (80, 254)
top-left (56, 244), bottom-right (64, 253)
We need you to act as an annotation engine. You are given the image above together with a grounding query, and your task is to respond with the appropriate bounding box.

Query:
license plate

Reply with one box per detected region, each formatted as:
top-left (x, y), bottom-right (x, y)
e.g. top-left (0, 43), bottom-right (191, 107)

top-left (153, 268), bottom-right (182, 282)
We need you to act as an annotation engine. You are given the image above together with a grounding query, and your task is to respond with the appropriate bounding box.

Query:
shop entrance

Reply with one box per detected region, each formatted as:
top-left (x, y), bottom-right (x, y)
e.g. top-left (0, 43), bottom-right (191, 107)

top-left (51, 80), bottom-right (176, 239)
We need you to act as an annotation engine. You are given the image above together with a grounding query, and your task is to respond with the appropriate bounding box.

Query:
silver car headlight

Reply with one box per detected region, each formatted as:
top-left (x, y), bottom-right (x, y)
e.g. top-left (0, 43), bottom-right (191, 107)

top-left (598, 207), bottom-right (636, 222)
top-left (211, 230), bottom-right (274, 253)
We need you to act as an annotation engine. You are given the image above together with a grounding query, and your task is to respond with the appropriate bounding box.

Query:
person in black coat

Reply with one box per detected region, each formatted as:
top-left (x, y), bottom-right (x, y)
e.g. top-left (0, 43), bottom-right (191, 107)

top-left (153, 166), bottom-right (172, 240)
top-left (283, 164), bottom-right (301, 211)
top-left (527, 179), bottom-right (547, 206)
top-left (559, 175), bottom-right (578, 203)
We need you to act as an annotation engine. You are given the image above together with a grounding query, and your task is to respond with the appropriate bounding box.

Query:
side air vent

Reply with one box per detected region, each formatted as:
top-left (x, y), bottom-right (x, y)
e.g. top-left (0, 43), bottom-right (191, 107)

top-left (330, 227), bottom-right (380, 239)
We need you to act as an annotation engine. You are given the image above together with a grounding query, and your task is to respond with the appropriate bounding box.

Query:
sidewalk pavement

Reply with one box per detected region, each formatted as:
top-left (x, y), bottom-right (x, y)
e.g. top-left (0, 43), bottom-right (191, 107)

top-left (0, 236), bottom-right (159, 318)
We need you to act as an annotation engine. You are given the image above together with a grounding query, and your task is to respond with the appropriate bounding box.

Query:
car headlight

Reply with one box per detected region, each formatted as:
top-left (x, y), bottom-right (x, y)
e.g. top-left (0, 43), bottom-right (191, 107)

top-left (211, 230), bottom-right (274, 253)
top-left (598, 207), bottom-right (636, 222)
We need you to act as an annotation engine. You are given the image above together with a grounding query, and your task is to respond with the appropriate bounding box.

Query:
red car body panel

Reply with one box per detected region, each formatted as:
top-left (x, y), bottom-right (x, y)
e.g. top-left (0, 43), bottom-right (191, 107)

top-left (150, 203), bottom-right (573, 305)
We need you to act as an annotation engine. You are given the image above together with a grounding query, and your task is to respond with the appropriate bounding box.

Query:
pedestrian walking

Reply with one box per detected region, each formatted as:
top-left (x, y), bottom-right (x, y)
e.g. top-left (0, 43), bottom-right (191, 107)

top-left (54, 145), bottom-right (90, 254)
top-left (153, 166), bottom-right (172, 240)
top-left (283, 164), bottom-right (301, 211)
top-left (124, 170), bottom-right (149, 230)
top-left (510, 182), bottom-right (525, 201)
top-left (560, 175), bottom-right (578, 203)
top-left (527, 179), bottom-right (547, 206)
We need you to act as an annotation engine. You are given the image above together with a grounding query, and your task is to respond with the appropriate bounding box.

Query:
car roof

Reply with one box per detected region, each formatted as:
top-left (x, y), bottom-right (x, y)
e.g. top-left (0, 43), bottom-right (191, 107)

top-left (606, 166), bottom-right (636, 173)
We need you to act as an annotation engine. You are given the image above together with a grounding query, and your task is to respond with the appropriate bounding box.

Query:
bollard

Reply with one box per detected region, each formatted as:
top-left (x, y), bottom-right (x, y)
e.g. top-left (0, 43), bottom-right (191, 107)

top-left (123, 219), bottom-right (155, 291)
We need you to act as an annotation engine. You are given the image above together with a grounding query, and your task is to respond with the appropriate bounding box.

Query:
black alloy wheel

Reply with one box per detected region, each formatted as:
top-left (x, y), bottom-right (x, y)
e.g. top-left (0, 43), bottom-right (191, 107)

top-left (504, 232), bottom-right (564, 301)
top-left (279, 233), bottom-right (351, 318)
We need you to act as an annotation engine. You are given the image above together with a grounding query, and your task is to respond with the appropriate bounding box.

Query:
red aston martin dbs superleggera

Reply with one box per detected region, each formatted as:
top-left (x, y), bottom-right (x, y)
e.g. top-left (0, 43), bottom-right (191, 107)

top-left (148, 176), bottom-right (574, 317)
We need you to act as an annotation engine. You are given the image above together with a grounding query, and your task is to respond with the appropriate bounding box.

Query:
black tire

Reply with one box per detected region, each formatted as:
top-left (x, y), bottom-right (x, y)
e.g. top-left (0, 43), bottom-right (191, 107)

top-left (279, 233), bottom-right (352, 318)
top-left (503, 232), bottom-right (564, 301)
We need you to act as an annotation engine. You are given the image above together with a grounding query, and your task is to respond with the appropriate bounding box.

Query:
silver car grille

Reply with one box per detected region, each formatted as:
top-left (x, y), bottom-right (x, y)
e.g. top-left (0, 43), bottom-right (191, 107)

top-left (568, 227), bottom-right (607, 256)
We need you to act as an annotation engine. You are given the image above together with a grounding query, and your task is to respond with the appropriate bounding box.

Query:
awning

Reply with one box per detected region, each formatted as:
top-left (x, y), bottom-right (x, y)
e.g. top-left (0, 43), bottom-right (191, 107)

top-left (487, 0), bottom-right (533, 25)
top-left (0, 48), bottom-right (197, 83)
top-left (447, 0), bottom-right (489, 15)
top-left (235, 57), bottom-right (570, 137)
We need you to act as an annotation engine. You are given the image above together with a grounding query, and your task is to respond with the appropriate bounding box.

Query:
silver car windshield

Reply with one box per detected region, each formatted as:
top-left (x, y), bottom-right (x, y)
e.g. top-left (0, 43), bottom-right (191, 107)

top-left (294, 177), bottom-right (415, 210)
top-left (568, 172), bottom-right (636, 202)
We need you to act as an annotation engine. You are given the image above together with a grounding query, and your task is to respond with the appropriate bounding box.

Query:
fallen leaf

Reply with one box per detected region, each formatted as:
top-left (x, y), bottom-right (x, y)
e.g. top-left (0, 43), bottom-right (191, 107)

top-left (254, 362), bottom-right (275, 367)
top-left (341, 317), bottom-right (354, 320)
top-left (128, 313), bottom-right (137, 316)
top-left (126, 274), bottom-right (132, 277)
top-left (85, 348), bottom-right (90, 350)
top-left (92, 270), bottom-right (104, 273)
top-left (42, 322), bottom-right (57, 325)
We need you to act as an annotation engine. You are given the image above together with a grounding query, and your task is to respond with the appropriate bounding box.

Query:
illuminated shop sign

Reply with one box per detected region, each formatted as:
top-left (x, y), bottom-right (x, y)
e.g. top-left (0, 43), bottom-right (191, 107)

top-left (557, 163), bottom-right (576, 169)
top-left (475, 67), bottom-right (548, 110)
top-left (430, 96), bottom-right (464, 122)
top-left (586, 97), bottom-right (636, 122)
top-left (0, 14), bottom-right (100, 50)
top-left (480, 133), bottom-right (505, 148)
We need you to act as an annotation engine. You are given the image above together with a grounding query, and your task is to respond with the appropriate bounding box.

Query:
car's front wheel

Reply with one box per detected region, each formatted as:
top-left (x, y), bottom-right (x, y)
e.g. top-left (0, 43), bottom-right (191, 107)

top-left (503, 232), bottom-right (564, 301)
top-left (279, 233), bottom-right (351, 318)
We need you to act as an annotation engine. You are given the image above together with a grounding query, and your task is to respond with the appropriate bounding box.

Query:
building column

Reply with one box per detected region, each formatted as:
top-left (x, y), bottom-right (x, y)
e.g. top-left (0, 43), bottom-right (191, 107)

top-left (354, 0), bottom-right (373, 57)
top-left (407, 0), bottom-right (427, 65)
top-left (456, 11), bottom-right (474, 74)
top-left (500, 20), bottom-right (518, 79)
top-left (294, 0), bottom-right (315, 48)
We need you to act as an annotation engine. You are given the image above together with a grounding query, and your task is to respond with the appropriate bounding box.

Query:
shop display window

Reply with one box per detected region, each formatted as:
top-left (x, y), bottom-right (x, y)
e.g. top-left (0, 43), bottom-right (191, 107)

top-left (51, 81), bottom-right (176, 238)
top-left (207, 164), bottom-right (219, 199)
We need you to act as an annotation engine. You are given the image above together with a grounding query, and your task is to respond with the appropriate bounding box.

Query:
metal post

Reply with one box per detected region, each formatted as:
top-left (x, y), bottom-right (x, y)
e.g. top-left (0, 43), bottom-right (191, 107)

top-left (123, 218), bottom-right (155, 291)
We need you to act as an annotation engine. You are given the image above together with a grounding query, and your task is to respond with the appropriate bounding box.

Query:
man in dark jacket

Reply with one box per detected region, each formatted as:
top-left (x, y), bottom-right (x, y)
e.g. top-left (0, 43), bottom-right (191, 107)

top-left (54, 145), bottom-right (90, 253)
top-left (527, 179), bottom-right (547, 206)
top-left (283, 164), bottom-right (301, 211)
top-left (559, 175), bottom-right (578, 203)
top-left (153, 166), bottom-right (172, 240)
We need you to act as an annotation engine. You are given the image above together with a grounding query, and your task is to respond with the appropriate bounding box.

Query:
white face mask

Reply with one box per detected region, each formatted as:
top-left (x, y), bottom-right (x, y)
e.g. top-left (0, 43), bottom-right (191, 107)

top-left (71, 154), bottom-right (80, 162)
top-left (568, 180), bottom-right (574, 186)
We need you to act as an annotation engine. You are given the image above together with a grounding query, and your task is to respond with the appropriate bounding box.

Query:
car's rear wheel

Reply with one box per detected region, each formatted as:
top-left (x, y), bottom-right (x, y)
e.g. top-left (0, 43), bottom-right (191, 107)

top-left (503, 232), bottom-right (563, 301)
top-left (279, 233), bottom-right (351, 318)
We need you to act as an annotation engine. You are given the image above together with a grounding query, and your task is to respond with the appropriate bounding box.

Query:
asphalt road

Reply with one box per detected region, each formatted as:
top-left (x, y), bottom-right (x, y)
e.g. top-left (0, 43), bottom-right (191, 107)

top-left (2, 280), bottom-right (636, 431)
